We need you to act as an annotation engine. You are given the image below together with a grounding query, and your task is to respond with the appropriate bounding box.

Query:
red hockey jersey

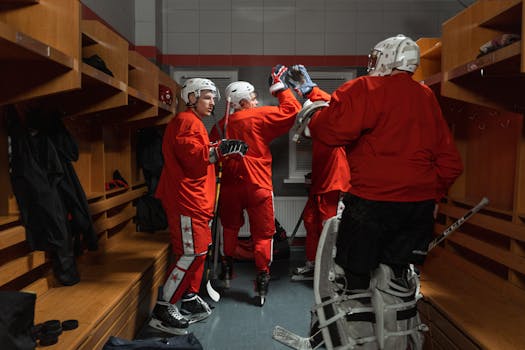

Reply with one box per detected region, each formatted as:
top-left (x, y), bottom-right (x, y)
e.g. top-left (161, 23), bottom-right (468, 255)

top-left (308, 75), bottom-right (463, 202)
top-left (211, 89), bottom-right (301, 190)
top-left (156, 110), bottom-right (216, 221)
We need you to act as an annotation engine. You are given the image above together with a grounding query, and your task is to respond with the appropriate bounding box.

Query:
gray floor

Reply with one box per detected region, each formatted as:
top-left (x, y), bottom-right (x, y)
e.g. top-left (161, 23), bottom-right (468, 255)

top-left (138, 246), bottom-right (314, 350)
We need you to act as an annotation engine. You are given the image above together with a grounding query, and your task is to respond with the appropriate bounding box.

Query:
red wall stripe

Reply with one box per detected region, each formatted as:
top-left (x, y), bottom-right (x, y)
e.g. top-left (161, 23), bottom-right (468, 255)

top-left (132, 46), bottom-right (368, 67)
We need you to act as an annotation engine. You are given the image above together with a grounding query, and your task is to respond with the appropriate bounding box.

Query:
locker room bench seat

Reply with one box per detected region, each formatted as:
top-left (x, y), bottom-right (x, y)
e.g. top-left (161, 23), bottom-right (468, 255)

top-left (28, 230), bottom-right (170, 350)
top-left (419, 248), bottom-right (525, 350)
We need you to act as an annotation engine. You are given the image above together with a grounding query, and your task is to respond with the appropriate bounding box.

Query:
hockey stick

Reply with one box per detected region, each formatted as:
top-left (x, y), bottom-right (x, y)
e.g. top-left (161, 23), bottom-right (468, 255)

top-left (205, 161), bottom-right (222, 302)
top-left (412, 197), bottom-right (489, 256)
top-left (288, 207), bottom-right (305, 245)
top-left (211, 97), bottom-right (231, 279)
top-left (205, 98), bottom-right (232, 301)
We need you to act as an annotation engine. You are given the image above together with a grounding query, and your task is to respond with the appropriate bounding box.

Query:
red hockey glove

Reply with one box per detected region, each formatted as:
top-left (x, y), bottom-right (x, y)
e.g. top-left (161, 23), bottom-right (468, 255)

top-left (268, 64), bottom-right (289, 96)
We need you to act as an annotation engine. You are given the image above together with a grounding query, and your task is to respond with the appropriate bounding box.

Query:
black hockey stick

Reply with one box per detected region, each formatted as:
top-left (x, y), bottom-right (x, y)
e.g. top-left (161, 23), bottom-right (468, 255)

top-left (424, 196), bottom-right (489, 253)
top-left (288, 207), bottom-right (305, 245)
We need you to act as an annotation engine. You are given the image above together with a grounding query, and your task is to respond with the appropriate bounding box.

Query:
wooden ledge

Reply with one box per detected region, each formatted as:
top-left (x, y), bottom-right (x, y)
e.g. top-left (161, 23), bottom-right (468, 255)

top-left (32, 231), bottom-right (170, 350)
top-left (421, 248), bottom-right (525, 350)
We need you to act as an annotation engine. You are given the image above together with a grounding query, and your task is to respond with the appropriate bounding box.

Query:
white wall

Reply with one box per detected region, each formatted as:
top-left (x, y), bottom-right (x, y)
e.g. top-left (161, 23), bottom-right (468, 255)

top-left (84, 0), bottom-right (474, 55)
top-left (160, 0), bottom-right (472, 56)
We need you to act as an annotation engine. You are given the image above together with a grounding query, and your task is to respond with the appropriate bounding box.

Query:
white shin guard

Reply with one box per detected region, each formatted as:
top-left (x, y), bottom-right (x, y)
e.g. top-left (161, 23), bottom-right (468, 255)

top-left (313, 216), bottom-right (427, 350)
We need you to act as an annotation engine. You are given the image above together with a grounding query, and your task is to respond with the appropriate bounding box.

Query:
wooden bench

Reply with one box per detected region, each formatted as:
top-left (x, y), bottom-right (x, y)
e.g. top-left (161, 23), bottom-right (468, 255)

top-left (0, 185), bottom-right (171, 350)
top-left (418, 200), bottom-right (525, 350)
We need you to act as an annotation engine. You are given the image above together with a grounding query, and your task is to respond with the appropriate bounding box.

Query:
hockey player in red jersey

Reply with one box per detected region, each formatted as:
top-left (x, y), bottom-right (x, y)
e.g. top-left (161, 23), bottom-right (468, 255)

top-left (210, 65), bottom-right (301, 306)
top-left (292, 88), bottom-right (351, 281)
top-left (150, 78), bottom-right (247, 335)
top-left (286, 35), bottom-right (463, 349)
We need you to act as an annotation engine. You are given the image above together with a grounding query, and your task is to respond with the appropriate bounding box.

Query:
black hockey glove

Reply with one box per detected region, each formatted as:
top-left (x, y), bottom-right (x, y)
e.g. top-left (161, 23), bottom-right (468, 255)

top-left (210, 139), bottom-right (248, 163)
top-left (268, 64), bottom-right (289, 96)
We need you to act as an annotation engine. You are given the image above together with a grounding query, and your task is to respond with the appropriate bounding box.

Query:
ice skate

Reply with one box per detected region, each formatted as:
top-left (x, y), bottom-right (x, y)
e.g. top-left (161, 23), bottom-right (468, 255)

top-left (291, 261), bottom-right (314, 281)
top-left (255, 271), bottom-right (270, 306)
top-left (180, 293), bottom-right (212, 324)
top-left (148, 300), bottom-right (189, 335)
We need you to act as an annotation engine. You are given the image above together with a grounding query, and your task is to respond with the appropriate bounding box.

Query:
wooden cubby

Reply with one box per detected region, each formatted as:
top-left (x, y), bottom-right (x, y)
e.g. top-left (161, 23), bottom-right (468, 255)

top-left (0, 2), bottom-right (181, 348)
top-left (126, 50), bottom-right (158, 122)
top-left (0, 0), bottom-right (81, 105)
top-left (441, 0), bottom-right (525, 112)
top-left (158, 69), bottom-right (178, 117)
top-left (413, 37), bottom-right (442, 86)
top-left (414, 1), bottom-right (525, 349)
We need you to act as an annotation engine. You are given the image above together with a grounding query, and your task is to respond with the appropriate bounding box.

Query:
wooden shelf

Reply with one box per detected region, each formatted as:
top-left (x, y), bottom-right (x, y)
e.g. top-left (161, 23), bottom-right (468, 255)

top-left (0, 215), bottom-right (19, 226)
top-left (413, 37), bottom-right (442, 83)
top-left (0, 21), bottom-right (79, 105)
top-left (442, 40), bottom-right (525, 112)
top-left (421, 41), bottom-right (442, 60)
top-left (420, 72), bottom-right (442, 87)
top-left (446, 41), bottom-right (521, 81)
top-left (81, 32), bottom-right (97, 47)
top-left (448, 196), bottom-right (513, 217)
top-left (479, 1), bottom-right (522, 33)
top-left (0, 0), bottom-right (39, 4)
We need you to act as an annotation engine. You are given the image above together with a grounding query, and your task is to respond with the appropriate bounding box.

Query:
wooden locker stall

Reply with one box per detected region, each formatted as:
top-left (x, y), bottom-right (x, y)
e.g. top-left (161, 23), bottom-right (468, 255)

top-left (413, 1), bottom-right (525, 349)
top-left (0, 1), bottom-right (179, 348)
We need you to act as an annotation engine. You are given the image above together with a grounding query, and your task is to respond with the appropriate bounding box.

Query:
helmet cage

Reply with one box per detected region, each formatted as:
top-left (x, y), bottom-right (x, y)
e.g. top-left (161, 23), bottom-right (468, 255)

top-left (181, 78), bottom-right (220, 105)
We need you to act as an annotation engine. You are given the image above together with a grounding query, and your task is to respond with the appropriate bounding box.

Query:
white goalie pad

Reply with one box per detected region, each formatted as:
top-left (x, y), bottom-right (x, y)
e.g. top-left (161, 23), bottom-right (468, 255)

top-left (293, 100), bottom-right (329, 143)
top-left (312, 217), bottom-right (428, 350)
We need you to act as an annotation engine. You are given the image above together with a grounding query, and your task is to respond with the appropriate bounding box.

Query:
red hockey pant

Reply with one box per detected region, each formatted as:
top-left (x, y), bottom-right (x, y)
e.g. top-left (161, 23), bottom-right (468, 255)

top-left (302, 191), bottom-right (340, 262)
top-left (219, 183), bottom-right (275, 273)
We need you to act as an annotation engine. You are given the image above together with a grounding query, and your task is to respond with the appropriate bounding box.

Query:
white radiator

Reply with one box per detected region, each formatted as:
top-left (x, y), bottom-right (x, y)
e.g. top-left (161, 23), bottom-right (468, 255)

top-left (236, 196), bottom-right (307, 237)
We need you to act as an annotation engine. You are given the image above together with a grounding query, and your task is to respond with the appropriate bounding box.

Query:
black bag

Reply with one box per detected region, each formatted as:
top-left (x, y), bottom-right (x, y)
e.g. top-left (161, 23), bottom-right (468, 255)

top-left (135, 194), bottom-right (168, 233)
top-left (0, 291), bottom-right (36, 350)
top-left (102, 334), bottom-right (203, 350)
top-left (273, 218), bottom-right (290, 260)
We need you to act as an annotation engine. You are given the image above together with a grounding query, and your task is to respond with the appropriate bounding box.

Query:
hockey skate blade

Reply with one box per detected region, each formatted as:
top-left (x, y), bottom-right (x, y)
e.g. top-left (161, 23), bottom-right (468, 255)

top-left (148, 318), bottom-right (189, 336)
top-left (256, 295), bottom-right (265, 306)
top-left (272, 326), bottom-right (313, 350)
top-left (291, 275), bottom-right (314, 281)
top-left (206, 280), bottom-right (220, 302)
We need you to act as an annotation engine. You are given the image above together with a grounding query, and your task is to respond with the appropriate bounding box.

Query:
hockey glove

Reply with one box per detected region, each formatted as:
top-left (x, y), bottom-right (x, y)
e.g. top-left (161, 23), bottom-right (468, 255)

top-left (268, 64), bottom-right (289, 96)
top-left (210, 139), bottom-right (248, 163)
top-left (286, 64), bottom-right (317, 98)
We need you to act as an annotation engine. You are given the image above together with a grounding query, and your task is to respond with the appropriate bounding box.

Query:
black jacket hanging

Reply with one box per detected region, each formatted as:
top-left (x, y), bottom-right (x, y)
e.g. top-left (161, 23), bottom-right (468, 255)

top-left (6, 106), bottom-right (98, 285)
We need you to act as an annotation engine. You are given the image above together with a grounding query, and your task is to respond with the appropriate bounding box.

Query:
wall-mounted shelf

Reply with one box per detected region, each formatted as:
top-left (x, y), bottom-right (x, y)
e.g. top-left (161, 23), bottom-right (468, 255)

top-left (413, 37), bottom-right (442, 85)
top-left (441, 0), bottom-right (524, 112)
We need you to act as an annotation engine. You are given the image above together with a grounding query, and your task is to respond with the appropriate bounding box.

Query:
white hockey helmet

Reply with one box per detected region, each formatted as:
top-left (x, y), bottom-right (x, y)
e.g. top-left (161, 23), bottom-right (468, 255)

top-left (367, 34), bottom-right (420, 76)
top-left (181, 78), bottom-right (220, 105)
top-left (225, 81), bottom-right (255, 109)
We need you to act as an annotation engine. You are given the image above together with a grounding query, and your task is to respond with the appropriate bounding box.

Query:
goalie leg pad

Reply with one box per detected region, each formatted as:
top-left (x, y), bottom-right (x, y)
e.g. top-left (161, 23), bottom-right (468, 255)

top-left (370, 264), bottom-right (427, 350)
top-left (313, 216), bottom-right (378, 349)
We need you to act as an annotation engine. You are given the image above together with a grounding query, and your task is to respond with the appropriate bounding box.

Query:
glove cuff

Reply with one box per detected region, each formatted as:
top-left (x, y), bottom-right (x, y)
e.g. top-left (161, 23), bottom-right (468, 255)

top-left (269, 82), bottom-right (286, 95)
top-left (209, 144), bottom-right (219, 164)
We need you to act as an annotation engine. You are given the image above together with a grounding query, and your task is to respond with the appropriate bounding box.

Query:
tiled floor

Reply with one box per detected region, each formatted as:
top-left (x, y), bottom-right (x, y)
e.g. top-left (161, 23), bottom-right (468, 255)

top-left (137, 246), bottom-right (314, 349)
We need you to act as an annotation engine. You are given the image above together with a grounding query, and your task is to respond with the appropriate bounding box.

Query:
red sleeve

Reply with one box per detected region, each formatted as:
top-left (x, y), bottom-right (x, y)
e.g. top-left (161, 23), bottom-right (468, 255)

top-left (308, 86), bottom-right (331, 102)
top-left (309, 78), bottom-right (377, 147)
top-left (261, 89), bottom-right (302, 141)
top-left (171, 118), bottom-right (211, 179)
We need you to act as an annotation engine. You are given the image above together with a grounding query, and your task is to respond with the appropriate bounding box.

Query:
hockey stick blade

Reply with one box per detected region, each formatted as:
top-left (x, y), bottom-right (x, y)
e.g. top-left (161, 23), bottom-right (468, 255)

top-left (273, 325), bottom-right (313, 350)
top-left (206, 280), bottom-right (220, 302)
top-left (415, 196), bottom-right (489, 255)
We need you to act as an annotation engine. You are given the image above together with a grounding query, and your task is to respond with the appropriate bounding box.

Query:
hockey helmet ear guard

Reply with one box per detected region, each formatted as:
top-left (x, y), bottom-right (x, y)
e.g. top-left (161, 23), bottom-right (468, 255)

top-left (181, 78), bottom-right (220, 105)
top-left (159, 85), bottom-right (173, 106)
top-left (225, 81), bottom-right (256, 110)
top-left (367, 34), bottom-right (420, 76)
